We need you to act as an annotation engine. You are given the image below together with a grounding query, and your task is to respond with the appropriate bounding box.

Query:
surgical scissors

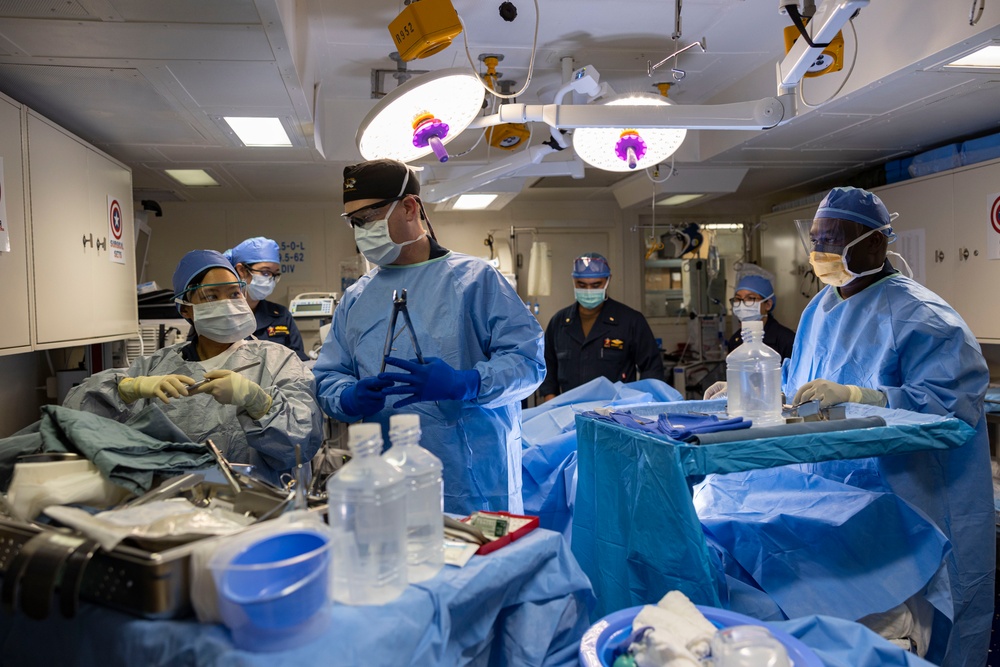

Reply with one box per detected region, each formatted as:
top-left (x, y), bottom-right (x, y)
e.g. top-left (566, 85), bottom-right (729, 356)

top-left (380, 289), bottom-right (424, 372)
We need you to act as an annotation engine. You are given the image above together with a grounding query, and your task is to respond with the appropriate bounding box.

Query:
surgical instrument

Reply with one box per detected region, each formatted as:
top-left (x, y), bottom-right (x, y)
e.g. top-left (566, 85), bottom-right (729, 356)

top-left (188, 360), bottom-right (261, 392)
top-left (380, 289), bottom-right (424, 373)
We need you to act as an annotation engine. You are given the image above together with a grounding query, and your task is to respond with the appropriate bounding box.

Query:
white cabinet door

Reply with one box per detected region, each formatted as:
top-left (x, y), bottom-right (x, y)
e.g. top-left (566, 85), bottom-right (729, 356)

top-left (0, 97), bottom-right (30, 355)
top-left (27, 111), bottom-right (137, 347)
top-left (950, 160), bottom-right (1000, 342)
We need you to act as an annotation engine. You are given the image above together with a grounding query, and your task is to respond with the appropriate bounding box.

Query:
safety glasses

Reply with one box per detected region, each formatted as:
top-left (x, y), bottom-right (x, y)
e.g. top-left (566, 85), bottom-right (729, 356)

top-left (572, 256), bottom-right (610, 276)
top-left (173, 280), bottom-right (247, 305)
top-left (340, 196), bottom-right (405, 228)
top-left (246, 266), bottom-right (282, 282)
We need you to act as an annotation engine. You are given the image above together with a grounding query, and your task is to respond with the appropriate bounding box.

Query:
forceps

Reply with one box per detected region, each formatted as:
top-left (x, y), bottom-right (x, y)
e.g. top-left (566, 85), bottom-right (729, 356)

top-left (380, 289), bottom-right (424, 372)
top-left (189, 360), bottom-right (261, 391)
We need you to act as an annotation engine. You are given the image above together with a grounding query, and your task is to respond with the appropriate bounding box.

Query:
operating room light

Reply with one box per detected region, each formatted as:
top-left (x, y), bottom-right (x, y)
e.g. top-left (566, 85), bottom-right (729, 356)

top-left (572, 94), bottom-right (687, 172)
top-left (657, 193), bottom-right (704, 206)
top-left (451, 194), bottom-right (498, 210)
top-left (945, 45), bottom-right (1000, 69)
top-left (165, 169), bottom-right (220, 187)
top-left (357, 68), bottom-right (486, 163)
top-left (223, 117), bottom-right (292, 146)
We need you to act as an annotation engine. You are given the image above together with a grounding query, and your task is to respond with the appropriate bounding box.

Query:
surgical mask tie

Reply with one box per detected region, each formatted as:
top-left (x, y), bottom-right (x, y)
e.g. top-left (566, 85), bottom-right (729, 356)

top-left (247, 274), bottom-right (275, 301)
top-left (575, 286), bottom-right (607, 309)
top-left (192, 299), bottom-right (256, 343)
top-left (809, 223), bottom-right (891, 287)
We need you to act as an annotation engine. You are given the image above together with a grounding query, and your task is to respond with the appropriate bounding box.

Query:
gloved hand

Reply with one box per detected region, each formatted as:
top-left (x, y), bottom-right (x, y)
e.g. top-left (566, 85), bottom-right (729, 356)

top-left (793, 379), bottom-right (887, 408)
top-left (703, 381), bottom-right (727, 400)
top-left (339, 376), bottom-right (394, 418)
top-left (379, 357), bottom-right (481, 409)
top-left (191, 369), bottom-right (273, 419)
top-left (118, 374), bottom-right (195, 404)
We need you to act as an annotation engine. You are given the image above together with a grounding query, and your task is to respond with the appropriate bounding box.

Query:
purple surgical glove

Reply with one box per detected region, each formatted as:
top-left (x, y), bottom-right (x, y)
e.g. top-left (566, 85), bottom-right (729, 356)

top-left (340, 376), bottom-right (394, 418)
top-left (379, 356), bottom-right (480, 408)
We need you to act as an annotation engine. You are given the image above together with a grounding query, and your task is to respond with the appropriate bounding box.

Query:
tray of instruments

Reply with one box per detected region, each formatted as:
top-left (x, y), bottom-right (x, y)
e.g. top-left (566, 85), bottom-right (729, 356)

top-left (0, 474), bottom-right (325, 621)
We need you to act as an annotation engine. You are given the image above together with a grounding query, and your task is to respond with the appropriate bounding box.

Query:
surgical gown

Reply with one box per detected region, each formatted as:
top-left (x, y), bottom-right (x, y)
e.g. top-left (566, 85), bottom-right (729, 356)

top-left (312, 250), bottom-right (545, 515)
top-left (64, 340), bottom-right (322, 486)
top-left (782, 273), bottom-right (994, 667)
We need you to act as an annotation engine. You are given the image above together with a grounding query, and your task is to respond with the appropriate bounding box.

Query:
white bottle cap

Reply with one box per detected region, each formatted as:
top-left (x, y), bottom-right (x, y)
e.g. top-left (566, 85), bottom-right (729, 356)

top-left (348, 422), bottom-right (382, 442)
top-left (389, 413), bottom-right (420, 430)
top-left (742, 320), bottom-right (764, 332)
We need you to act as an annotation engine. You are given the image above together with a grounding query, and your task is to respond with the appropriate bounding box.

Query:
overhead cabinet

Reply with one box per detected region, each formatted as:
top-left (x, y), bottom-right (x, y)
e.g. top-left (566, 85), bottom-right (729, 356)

top-left (0, 94), bottom-right (31, 355)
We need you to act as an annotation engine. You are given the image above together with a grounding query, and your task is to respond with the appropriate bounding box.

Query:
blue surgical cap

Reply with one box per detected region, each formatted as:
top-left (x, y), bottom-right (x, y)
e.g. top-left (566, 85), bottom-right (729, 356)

top-left (735, 275), bottom-right (775, 307)
top-left (815, 186), bottom-right (893, 235)
top-left (172, 249), bottom-right (237, 300)
top-left (228, 236), bottom-right (280, 266)
top-left (572, 253), bottom-right (611, 278)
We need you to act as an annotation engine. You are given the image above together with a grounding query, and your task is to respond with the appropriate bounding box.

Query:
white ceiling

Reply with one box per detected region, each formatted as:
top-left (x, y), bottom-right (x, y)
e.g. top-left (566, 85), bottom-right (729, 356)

top-left (0, 0), bottom-right (997, 215)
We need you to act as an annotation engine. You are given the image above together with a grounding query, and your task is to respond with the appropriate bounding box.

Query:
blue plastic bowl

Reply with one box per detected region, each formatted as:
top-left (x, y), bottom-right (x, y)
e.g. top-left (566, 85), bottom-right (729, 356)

top-left (579, 604), bottom-right (823, 667)
top-left (218, 529), bottom-right (331, 647)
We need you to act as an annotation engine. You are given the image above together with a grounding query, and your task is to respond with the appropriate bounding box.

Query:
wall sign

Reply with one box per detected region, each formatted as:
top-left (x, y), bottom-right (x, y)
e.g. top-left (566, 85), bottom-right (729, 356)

top-left (989, 192), bottom-right (1000, 260)
top-left (278, 239), bottom-right (307, 275)
top-left (108, 195), bottom-right (125, 265)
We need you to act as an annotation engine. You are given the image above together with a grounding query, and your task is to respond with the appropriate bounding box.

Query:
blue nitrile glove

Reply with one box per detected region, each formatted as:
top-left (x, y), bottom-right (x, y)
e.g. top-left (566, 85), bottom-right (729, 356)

top-left (379, 356), bottom-right (481, 408)
top-left (340, 376), bottom-right (394, 418)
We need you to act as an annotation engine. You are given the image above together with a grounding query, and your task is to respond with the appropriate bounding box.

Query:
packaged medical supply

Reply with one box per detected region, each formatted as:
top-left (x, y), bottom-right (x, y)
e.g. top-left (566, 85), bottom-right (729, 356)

top-left (326, 422), bottom-right (408, 604)
top-left (384, 413), bottom-right (444, 582)
top-left (725, 320), bottom-right (783, 427)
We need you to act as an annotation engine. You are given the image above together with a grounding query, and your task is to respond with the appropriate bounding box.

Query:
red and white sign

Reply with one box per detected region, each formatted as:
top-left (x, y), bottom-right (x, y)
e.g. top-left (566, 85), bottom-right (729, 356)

top-left (108, 195), bottom-right (126, 265)
top-left (989, 193), bottom-right (1000, 260)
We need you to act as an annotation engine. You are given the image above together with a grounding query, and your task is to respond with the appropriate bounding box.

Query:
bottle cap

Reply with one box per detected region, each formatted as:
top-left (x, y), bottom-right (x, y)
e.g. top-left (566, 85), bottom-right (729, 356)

top-left (742, 320), bottom-right (764, 332)
top-left (389, 413), bottom-right (420, 430)
top-left (348, 422), bottom-right (382, 445)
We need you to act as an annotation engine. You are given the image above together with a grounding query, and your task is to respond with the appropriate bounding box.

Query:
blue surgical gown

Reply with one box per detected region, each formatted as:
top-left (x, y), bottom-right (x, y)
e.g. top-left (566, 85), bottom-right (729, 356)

top-left (312, 251), bottom-right (545, 515)
top-left (63, 340), bottom-right (323, 486)
top-left (783, 274), bottom-right (994, 667)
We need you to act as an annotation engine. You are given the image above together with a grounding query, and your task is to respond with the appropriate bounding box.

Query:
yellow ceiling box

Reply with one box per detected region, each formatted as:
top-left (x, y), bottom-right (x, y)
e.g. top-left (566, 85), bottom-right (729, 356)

top-left (389, 0), bottom-right (463, 62)
top-left (486, 123), bottom-right (531, 151)
top-left (783, 22), bottom-right (844, 78)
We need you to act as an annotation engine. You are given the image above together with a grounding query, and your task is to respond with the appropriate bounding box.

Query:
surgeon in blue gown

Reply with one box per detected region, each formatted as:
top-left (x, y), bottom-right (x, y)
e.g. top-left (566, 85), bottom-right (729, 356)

top-left (312, 159), bottom-right (545, 515)
top-left (783, 187), bottom-right (994, 667)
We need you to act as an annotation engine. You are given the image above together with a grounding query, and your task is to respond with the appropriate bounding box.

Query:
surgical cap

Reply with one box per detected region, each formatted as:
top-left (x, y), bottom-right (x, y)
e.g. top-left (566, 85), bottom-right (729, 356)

top-left (343, 159), bottom-right (420, 203)
top-left (172, 249), bottom-right (237, 300)
top-left (228, 237), bottom-right (280, 266)
top-left (815, 186), bottom-right (892, 235)
top-left (572, 253), bottom-right (611, 278)
top-left (735, 274), bottom-right (776, 307)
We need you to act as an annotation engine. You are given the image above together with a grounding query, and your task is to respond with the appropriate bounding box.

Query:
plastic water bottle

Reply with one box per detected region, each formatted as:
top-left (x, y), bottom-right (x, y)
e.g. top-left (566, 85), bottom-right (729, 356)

top-left (326, 422), bottom-right (408, 605)
top-left (383, 414), bottom-right (445, 583)
top-left (726, 320), bottom-right (784, 427)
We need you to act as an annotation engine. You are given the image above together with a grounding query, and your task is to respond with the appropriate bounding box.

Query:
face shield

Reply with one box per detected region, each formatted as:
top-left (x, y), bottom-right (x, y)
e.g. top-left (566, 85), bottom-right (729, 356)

top-left (173, 280), bottom-right (248, 307)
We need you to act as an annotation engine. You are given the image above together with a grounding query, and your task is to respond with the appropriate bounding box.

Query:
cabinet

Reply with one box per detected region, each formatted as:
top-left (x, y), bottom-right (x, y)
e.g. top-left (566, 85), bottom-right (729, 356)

top-left (0, 95), bottom-right (30, 355)
top-left (26, 111), bottom-right (137, 348)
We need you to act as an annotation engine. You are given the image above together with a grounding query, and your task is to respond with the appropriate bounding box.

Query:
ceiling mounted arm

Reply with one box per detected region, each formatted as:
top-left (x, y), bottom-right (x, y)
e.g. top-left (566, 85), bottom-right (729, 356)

top-left (777, 0), bottom-right (868, 94)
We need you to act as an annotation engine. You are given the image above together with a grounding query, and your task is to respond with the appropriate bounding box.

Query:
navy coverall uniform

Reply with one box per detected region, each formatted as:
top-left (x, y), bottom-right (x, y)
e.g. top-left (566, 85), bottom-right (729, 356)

top-left (540, 298), bottom-right (664, 396)
top-left (253, 299), bottom-right (309, 361)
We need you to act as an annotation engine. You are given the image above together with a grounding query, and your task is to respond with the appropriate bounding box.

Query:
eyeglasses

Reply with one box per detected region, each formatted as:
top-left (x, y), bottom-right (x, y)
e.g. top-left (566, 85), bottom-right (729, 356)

top-left (340, 196), bottom-right (404, 228)
top-left (246, 266), bottom-right (282, 282)
top-left (729, 296), bottom-right (763, 307)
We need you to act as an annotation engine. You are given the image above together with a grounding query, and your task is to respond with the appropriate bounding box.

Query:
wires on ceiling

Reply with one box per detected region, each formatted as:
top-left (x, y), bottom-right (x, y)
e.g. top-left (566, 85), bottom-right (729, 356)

top-left (798, 16), bottom-right (859, 109)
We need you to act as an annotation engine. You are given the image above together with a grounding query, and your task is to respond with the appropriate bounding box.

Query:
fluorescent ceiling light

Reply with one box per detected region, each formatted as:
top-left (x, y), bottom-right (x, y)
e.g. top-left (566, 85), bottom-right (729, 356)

top-left (165, 169), bottom-right (220, 187)
top-left (657, 193), bottom-right (704, 206)
top-left (573, 94), bottom-right (687, 172)
top-left (223, 117), bottom-right (292, 146)
top-left (451, 194), bottom-right (498, 210)
top-left (945, 45), bottom-right (1000, 69)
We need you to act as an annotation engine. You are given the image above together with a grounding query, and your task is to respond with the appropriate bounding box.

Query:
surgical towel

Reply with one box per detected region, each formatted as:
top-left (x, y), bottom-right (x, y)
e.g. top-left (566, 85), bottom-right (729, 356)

top-left (692, 415), bottom-right (886, 445)
top-left (579, 409), bottom-right (750, 442)
top-left (631, 591), bottom-right (717, 665)
top-left (0, 405), bottom-right (213, 495)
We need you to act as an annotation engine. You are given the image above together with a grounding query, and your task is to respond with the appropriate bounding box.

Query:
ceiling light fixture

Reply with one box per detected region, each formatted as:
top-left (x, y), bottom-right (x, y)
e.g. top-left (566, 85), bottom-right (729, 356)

top-left (944, 44), bottom-right (1000, 69)
top-left (657, 193), bottom-right (704, 206)
top-left (165, 169), bottom-right (220, 187)
top-left (223, 117), bottom-right (292, 146)
top-left (573, 94), bottom-right (687, 172)
top-left (451, 194), bottom-right (499, 210)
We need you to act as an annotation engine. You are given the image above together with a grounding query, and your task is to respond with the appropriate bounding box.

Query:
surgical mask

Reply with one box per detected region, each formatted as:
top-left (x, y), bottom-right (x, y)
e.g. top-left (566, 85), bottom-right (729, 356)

top-left (247, 274), bottom-right (275, 301)
top-left (193, 299), bottom-right (256, 343)
top-left (353, 198), bottom-right (425, 266)
top-left (575, 287), bottom-right (607, 309)
top-left (733, 302), bottom-right (763, 321)
top-left (809, 224), bottom-right (890, 287)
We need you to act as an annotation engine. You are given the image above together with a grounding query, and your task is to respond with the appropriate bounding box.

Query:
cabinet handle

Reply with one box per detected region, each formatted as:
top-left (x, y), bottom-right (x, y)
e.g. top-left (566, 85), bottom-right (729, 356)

top-left (934, 250), bottom-right (944, 263)
top-left (960, 248), bottom-right (970, 261)
top-left (82, 234), bottom-right (93, 248)
top-left (96, 237), bottom-right (107, 251)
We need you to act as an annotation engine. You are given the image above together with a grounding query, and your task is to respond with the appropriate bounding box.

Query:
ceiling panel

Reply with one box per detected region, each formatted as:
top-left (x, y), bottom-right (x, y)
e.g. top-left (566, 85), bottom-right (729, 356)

top-left (110, 0), bottom-right (262, 24)
top-left (165, 61), bottom-right (294, 109)
top-left (0, 0), bottom-right (90, 19)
